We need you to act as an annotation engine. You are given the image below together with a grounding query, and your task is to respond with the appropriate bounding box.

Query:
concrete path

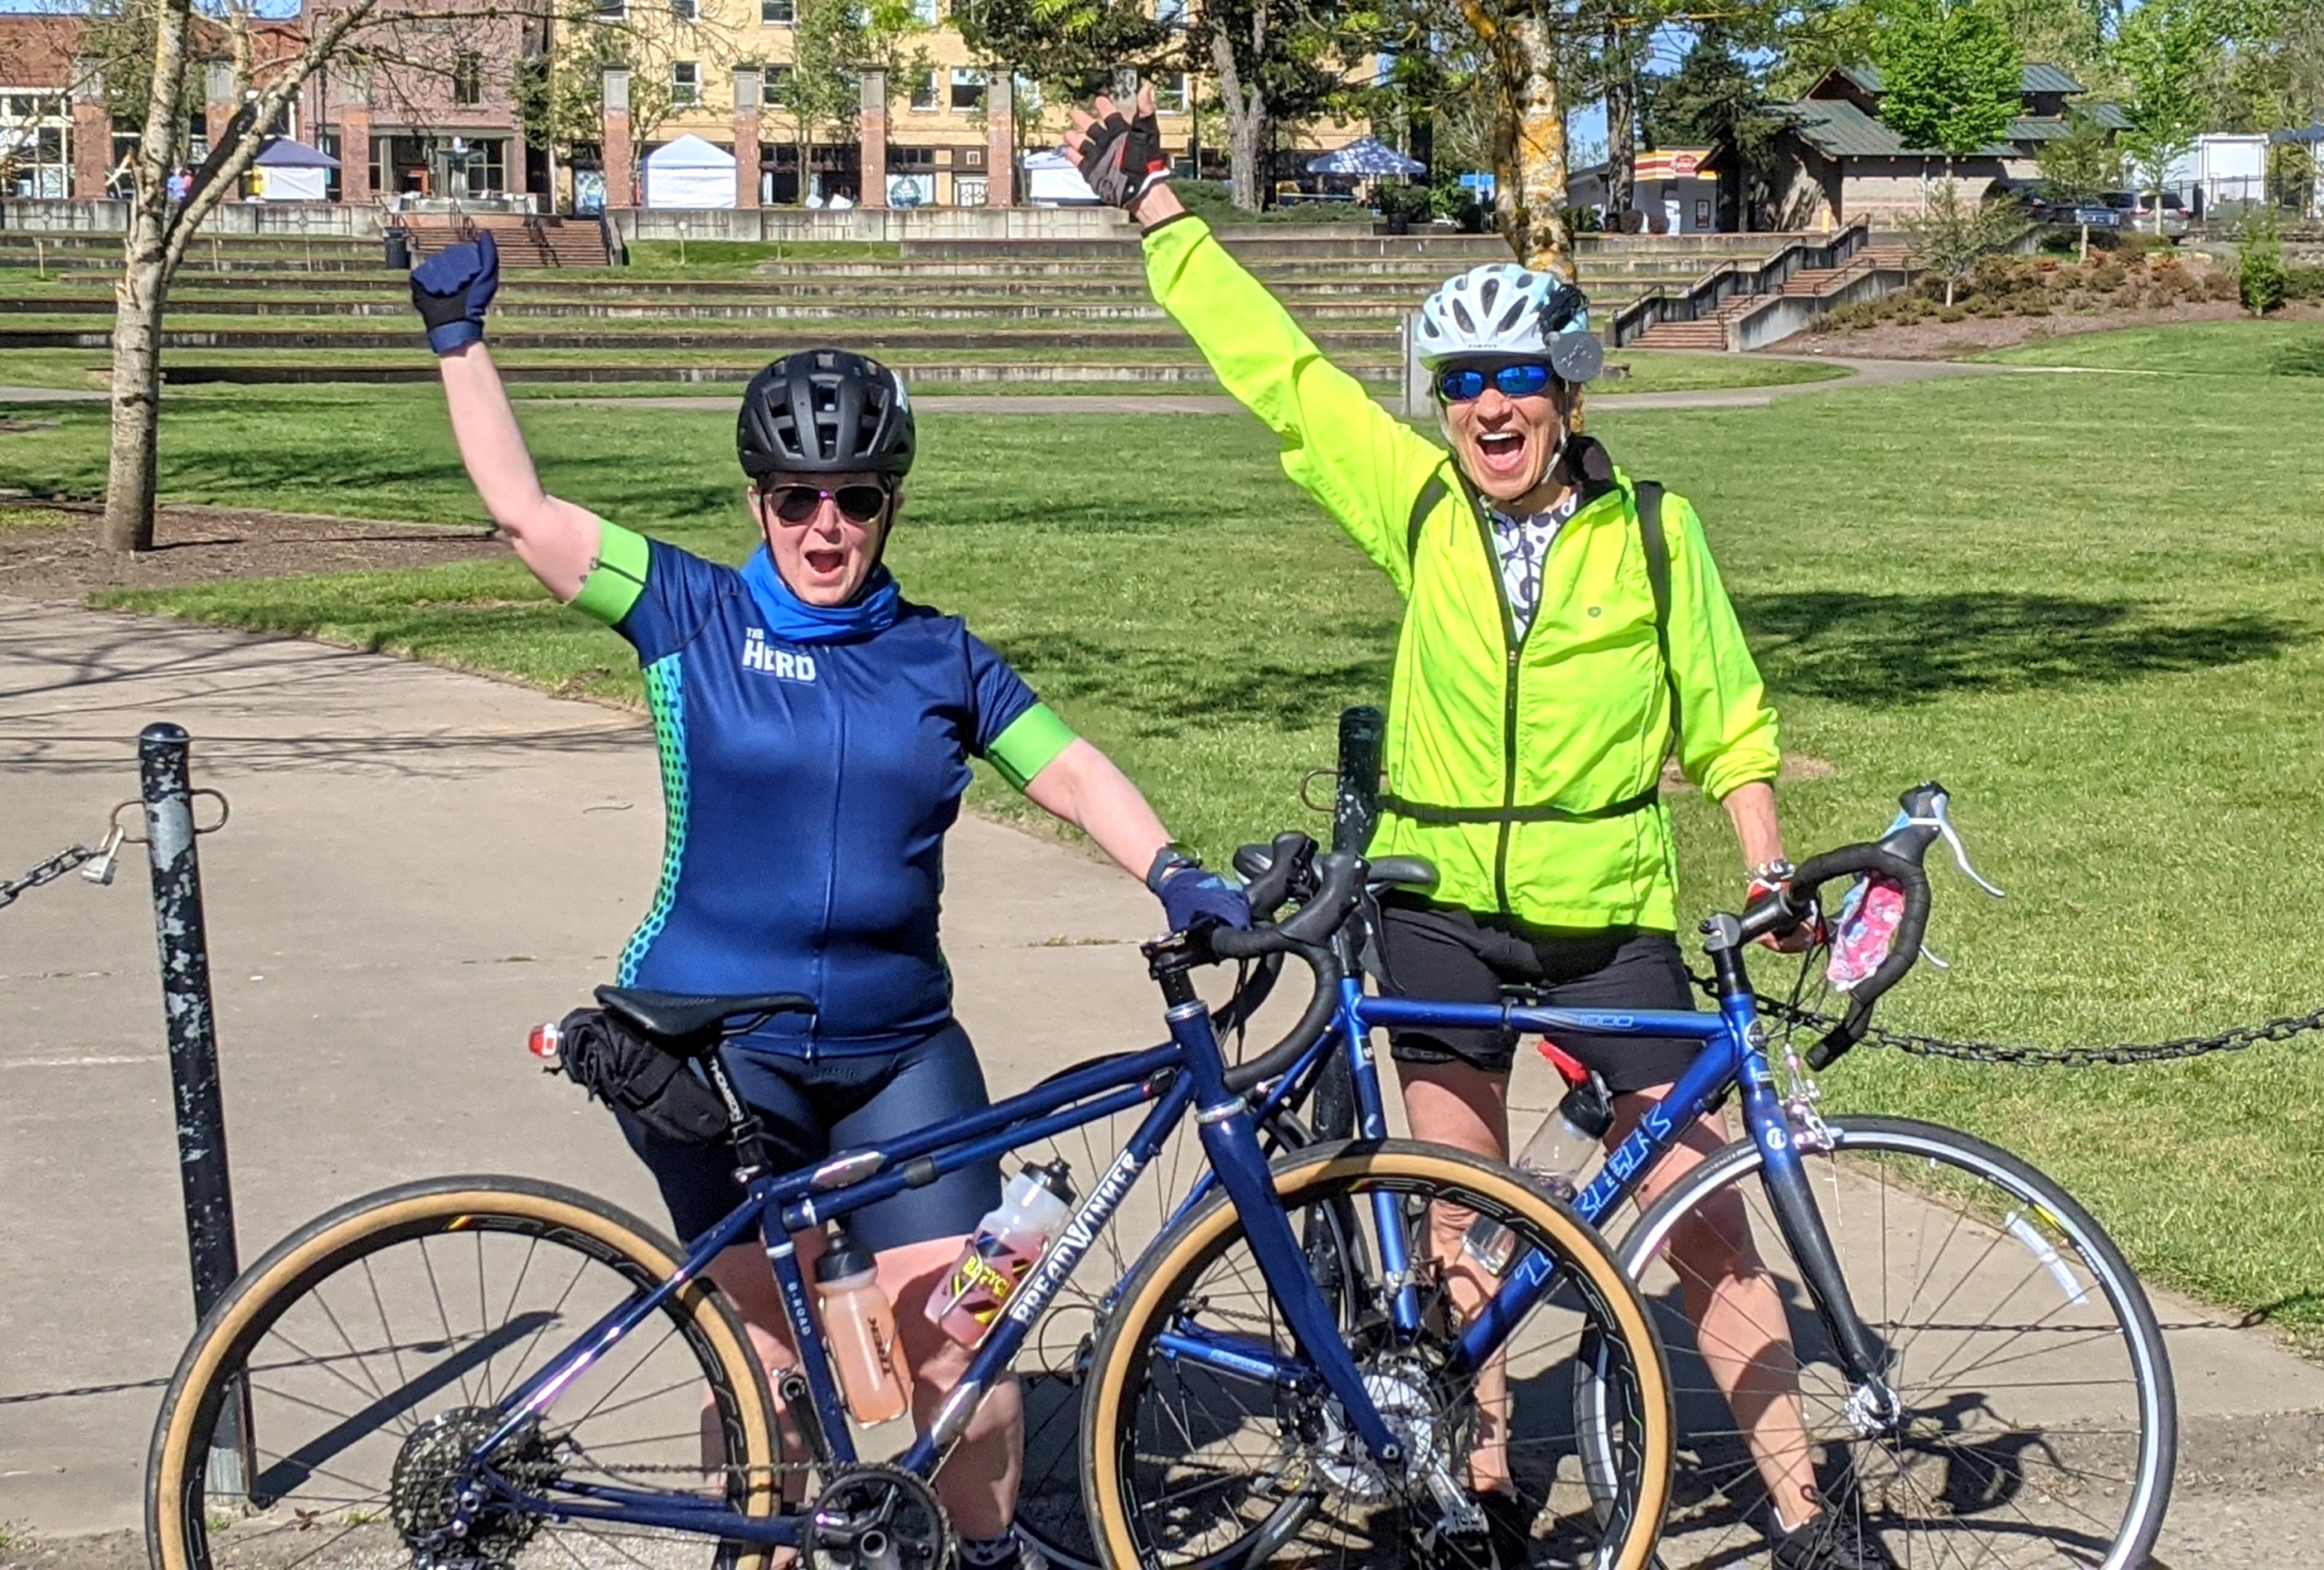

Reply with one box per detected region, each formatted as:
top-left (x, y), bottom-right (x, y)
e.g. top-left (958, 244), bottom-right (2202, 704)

top-left (3, 598), bottom-right (2319, 1555)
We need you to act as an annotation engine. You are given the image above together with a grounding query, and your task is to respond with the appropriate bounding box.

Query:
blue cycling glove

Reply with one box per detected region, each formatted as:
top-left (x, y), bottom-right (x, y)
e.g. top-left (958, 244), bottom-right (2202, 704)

top-left (409, 229), bottom-right (499, 355)
top-left (1147, 846), bottom-right (1252, 933)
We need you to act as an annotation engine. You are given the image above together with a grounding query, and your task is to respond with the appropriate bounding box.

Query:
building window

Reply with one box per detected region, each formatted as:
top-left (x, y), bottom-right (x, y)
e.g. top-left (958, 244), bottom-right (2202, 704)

top-left (1153, 0), bottom-right (1186, 24)
top-left (1156, 72), bottom-right (1189, 113)
top-left (950, 68), bottom-right (985, 112)
top-left (911, 0), bottom-right (939, 21)
top-left (761, 0), bottom-right (794, 20)
top-left (890, 144), bottom-right (936, 168)
top-left (453, 52), bottom-right (483, 108)
top-left (959, 145), bottom-right (983, 168)
top-left (0, 95), bottom-right (72, 198)
top-left (763, 62), bottom-right (794, 98)
top-left (597, 0), bottom-right (626, 17)
top-left (319, 129), bottom-right (342, 199)
top-left (671, 61), bottom-right (700, 105)
top-left (909, 71), bottom-right (938, 111)
top-left (671, 0), bottom-right (699, 18)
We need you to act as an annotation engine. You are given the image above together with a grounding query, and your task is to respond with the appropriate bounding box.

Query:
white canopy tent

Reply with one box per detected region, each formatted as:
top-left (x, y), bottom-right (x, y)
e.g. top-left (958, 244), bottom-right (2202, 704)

top-left (252, 138), bottom-right (338, 202)
top-left (1023, 149), bottom-right (1098, 206)
top-left (642, 133), bottom-right (735, 210)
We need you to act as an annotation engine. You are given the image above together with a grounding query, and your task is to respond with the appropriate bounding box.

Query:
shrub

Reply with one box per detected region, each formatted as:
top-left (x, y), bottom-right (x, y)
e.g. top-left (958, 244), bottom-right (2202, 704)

top-left (2285, 265), bottom-right (2324, 301)
top-left (2240, 215), bottom-right (2288, 316)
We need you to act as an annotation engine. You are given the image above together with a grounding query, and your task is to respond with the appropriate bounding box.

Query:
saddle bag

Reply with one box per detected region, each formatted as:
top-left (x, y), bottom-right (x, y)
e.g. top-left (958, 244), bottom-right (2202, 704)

top-left (554, 1007), bottom-right (733, 1146)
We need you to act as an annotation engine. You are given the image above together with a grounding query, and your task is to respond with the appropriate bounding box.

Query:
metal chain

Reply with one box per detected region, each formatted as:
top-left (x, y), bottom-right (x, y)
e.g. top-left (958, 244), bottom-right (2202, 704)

top-left (1700, 971), bottom-right (2324, 1067)
top-left (0, 844), bottom-right (96, 911)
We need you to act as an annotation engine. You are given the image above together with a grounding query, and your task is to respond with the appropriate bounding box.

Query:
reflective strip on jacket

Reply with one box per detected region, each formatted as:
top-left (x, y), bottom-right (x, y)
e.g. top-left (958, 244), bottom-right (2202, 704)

top-left (1142, 213), bottom-right (1781, 932)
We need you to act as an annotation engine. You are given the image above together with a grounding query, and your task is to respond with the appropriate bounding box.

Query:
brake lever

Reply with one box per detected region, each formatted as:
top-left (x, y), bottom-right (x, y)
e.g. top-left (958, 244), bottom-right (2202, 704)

top-left (1897, 796), bottom-right (2005, 900)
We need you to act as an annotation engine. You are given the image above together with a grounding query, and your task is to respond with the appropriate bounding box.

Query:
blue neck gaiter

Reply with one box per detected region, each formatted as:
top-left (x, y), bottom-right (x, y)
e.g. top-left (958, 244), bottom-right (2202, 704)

top-left (740, 546), bottom-right (901, 645)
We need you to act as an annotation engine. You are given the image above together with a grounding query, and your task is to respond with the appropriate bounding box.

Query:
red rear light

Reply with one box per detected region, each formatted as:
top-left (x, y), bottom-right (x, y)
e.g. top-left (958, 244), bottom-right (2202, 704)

top-left (528, 1021), bottom-right (564, 1068)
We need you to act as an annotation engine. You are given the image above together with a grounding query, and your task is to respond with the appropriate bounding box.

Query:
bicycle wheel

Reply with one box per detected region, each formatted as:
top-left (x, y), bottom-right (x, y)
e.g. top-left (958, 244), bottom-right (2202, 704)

top-left (148, 1175), bottom-right (785, 1570)
top-left (1009, 1081), bottom-right (1364, 1569)
top-left (1081, 1139), bottom-right (1673, 1569)
top-left (1586, 1115), bottom-right (2173, 1569)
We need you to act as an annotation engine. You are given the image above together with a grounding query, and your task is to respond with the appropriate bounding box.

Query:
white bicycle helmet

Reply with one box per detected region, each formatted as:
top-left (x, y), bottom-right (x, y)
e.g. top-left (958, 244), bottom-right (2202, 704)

top-left (1415, 262), bottom-right (1605, 385)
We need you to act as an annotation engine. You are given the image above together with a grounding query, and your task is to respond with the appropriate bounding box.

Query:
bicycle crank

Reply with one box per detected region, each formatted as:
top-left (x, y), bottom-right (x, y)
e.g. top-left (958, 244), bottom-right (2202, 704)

top-left (803, 1463), bottom-right (953, 1570)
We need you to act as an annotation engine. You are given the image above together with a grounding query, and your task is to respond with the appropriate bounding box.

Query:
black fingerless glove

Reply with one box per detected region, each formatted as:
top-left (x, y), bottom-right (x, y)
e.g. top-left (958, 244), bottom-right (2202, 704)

top-left (1076, 104), bottom-right (1170, 211)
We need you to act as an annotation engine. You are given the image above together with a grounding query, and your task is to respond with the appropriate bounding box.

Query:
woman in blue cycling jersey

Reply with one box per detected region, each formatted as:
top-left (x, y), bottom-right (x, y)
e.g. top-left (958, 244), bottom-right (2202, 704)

top-left (411, 233), bottom-right (1244, 1567)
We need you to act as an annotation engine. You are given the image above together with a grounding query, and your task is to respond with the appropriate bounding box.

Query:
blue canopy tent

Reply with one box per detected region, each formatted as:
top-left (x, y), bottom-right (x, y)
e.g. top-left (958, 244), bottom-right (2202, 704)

top-left (1306, 136), bottom-right (1427, 178)
top-left (251, 137), bottom-right (339, 202)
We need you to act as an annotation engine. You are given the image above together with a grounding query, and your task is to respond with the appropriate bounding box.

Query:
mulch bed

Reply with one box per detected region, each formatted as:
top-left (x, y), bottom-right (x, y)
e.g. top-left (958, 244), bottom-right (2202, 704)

top-left (0, 498), bottom-right (507, 603)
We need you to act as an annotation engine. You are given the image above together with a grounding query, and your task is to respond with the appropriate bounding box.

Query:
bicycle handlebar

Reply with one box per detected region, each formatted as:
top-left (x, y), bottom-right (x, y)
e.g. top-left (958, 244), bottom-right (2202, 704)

top-left (1738, 781), bottom-right (1951, 1068)
top-left (1205, 850), bottom-right (1364, 1094)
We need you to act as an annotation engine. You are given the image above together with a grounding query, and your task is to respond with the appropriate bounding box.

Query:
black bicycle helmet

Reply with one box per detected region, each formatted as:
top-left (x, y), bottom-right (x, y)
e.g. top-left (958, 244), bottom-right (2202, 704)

top-left (736, 349), bottom-right (915, 479)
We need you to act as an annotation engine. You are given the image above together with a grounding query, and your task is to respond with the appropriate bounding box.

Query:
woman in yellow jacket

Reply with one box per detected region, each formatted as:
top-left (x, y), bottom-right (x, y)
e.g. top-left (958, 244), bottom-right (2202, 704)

top-left (1068, 93), bottom-right (1885, 1570)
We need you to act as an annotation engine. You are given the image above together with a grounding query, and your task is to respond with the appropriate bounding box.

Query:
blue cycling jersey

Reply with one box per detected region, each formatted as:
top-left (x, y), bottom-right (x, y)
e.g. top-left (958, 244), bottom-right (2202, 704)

top-left (575, 524), bottom-right (1075, 1054)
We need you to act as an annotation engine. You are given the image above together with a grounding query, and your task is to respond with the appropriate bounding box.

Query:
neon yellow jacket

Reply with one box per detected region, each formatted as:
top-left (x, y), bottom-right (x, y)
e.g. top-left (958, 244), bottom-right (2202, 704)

top-left (1144, 214), bottom-right (1780, 931)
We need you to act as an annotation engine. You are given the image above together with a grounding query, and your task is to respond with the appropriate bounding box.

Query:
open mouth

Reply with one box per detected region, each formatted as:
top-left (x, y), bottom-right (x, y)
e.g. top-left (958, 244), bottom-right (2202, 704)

top-left (803, 547), bottom-right (849, 578)
top-left (1474, 429), bottom-right (1529, 480)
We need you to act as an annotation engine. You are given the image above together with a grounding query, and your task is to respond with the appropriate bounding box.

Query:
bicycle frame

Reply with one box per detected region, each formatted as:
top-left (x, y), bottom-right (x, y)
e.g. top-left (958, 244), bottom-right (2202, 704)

top-left (1169, 924), bottom-right (1892, 1392)
top-left (452, 991), bottom-right (1443, 1547)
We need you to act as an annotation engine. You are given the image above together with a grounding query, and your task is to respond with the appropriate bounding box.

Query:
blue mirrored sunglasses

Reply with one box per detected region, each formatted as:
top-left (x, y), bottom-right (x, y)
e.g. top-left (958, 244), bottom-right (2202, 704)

top-left (1435, 361), bottom-right (1556, 403)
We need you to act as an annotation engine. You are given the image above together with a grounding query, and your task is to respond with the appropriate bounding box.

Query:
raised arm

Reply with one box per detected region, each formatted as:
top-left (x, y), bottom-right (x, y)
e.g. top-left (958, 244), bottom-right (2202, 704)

top-left (412, 234), bottom-right (601, 602)
top-left (1064, 93), bottom-right (1448, 590)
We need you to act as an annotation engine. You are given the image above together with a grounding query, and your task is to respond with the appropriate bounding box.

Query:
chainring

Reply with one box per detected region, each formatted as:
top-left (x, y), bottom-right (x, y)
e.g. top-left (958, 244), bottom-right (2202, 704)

top-left (802, 1464), bottom-right (954, 1570)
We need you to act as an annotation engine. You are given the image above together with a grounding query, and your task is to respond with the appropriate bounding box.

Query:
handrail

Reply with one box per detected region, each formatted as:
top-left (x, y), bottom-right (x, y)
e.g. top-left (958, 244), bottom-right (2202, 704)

top-left (1609, 217), bottom-right (1870, 347)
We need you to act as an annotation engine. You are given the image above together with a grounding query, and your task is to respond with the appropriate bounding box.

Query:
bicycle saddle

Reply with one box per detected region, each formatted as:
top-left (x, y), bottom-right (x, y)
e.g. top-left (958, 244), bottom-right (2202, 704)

top-left (1365, 856), bottom-right (1438, 894)
top-left (594, 986), bottom-right (816, 1047)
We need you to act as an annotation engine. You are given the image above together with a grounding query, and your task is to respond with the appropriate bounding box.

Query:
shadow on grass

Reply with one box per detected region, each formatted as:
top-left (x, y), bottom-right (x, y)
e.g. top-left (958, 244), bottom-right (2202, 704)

top-left (1738, 591), bottom-right (2303, 706)
top-left (2270, 337), bottom-right (2324, 378)
top-left (999, 629), bottom-right (1394, 732)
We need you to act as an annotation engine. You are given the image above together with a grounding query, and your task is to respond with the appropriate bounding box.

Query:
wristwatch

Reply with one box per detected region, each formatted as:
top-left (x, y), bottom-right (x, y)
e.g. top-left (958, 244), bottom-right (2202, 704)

top-left (1145, 842), bottom-right (1202, 893)
top-left (1746, 859), bottom-right (1797, 900)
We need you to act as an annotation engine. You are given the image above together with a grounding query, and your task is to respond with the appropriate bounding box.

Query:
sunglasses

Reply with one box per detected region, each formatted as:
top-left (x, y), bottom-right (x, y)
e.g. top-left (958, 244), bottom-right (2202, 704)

top-left (761, 481), bottom-right (892, 526)
top-left (1435, 362), bottom-right (1557, 404)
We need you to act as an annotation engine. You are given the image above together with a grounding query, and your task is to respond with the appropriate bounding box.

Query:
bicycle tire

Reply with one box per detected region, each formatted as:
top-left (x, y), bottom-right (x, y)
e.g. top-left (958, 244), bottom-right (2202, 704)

top-left (1011, 1102), bottom-right (1364, 1570)
top-left (1081, 1139), bottom-right (1674, 1569)
top-left (1582, 1115), bottom-right (2173, 1569)
top-left (147, 1174), bottom-right (783, 1570)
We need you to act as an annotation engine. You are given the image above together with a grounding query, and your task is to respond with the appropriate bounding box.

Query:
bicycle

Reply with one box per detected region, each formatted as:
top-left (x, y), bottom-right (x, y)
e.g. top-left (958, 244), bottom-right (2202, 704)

top-left (145, 852), bottom-right (1678, 1570)
top-left (1011, 784), bottom-right (2175, 1570)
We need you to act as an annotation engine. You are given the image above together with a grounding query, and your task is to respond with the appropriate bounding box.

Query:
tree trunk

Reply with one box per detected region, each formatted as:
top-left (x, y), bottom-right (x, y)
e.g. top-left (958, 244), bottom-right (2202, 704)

top-left (1602, 24), bottom-right (1634, 228)
top-left (102, 245), bottom-right (170, 554)
top-left (1210, 30), bottom-right (1265, 212)
top-left (1492, 12), bottom-right (1571, 277)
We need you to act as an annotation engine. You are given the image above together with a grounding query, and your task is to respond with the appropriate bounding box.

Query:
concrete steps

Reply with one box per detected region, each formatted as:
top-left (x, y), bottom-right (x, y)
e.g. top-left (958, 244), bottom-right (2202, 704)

top-left (400, 212), bottom-right (613, 269)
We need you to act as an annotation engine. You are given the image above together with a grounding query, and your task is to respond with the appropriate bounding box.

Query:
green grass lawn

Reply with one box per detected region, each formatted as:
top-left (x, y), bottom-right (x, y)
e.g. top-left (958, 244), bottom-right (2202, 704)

top-left (1983, 318), bottom-right (2324, 376)
top-left (5, 323), bottom-right (2321, 1349)
top-left (615, 239), bottom-right (905, 276)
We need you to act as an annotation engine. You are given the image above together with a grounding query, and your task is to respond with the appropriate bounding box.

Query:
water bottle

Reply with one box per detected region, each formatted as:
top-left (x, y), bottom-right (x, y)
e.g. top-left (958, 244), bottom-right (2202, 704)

top-left (1464, 1074), bottom-right (1614, 1277)
top-left (815, 1226), bottom-right (912, 1425)
top-left (926, 1160), bottom-right (1076, 1348)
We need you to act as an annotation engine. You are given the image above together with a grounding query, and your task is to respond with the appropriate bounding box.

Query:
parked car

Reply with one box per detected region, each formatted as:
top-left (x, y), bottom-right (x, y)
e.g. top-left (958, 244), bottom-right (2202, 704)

top-left (2102, 190), bottom-right (2190, 238)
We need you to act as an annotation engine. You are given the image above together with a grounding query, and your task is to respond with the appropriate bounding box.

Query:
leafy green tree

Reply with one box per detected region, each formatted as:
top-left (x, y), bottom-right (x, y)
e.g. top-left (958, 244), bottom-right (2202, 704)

top-left (2034, 103), bottom-right (2122, 200)
top-left (774, 0), bottom-right (932, 193)
top-left (2239, 209), bottom-right (2286, 313)
top-left (1904, 180), bottom-right (2027, 302)
top-left (1187, 0), bottom-right (1377, 212)
top-left (954, 0), bottom-right (1167, 109)
top-left (1876, 0), bottom-right (2023, 173)
top-left (1644, 25), bottom-right (1788, 231)
top-left (2114, 0), bottom-right (2219, 231)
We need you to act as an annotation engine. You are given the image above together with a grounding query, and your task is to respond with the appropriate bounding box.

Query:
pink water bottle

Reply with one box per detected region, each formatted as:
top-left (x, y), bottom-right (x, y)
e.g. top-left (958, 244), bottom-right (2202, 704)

top-left (926, 1161), bottom-right (1075, 1348)
top-left (1827, 874), bottom-right (1908, 992)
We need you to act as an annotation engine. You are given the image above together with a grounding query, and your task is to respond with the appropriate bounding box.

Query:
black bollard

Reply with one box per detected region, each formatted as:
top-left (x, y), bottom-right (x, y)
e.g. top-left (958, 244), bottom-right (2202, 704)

top-left (138, 722), bottom-right (251, 1504)
top-left (1315, 706), bottom-right (1387, 1143)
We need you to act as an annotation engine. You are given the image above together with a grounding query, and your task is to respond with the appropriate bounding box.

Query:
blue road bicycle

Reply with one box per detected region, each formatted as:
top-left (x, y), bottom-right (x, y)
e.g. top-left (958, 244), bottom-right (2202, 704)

top-left (145, 853), bottom-right (1679, 1570)
top-left (1010, 785), bottom-right (2175, 1570)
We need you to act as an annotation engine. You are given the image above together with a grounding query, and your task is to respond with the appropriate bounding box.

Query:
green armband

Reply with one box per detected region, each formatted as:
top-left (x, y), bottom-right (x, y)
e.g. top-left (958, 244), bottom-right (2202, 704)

top-left (987, 703), bottom-right (1077, 793)
top-left (571, 520), bottom-right (650, 626)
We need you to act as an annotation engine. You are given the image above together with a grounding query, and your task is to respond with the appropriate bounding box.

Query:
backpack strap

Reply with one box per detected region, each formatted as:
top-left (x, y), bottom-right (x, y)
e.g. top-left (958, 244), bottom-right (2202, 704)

top-left (1634, 479), bottom-right (1682, 755)
top-left (1406, 468), bottom-right (1451, 561)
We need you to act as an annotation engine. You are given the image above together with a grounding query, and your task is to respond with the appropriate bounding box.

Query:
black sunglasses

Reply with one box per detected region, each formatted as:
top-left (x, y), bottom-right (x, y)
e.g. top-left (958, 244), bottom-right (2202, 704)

top-left (1435, 362), bottom-right (1557, 404)
top-left (761, 481), bottom-right (892, 526)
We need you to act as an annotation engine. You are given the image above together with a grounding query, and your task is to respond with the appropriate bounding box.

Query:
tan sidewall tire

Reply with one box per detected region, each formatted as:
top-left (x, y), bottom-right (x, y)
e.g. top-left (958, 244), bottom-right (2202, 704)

top-left (145, 1176), bottom-right (779, 1570)
top-left (1080, 1139), bottom-right (1673, 1570)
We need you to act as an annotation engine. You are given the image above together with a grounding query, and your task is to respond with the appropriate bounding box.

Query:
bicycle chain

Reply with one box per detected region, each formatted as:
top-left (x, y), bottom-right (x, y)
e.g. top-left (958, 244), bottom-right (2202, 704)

top-left (1700, 972), bottom-right (2324, 1067)
top-left (0, 844), bottom-right (96, 911)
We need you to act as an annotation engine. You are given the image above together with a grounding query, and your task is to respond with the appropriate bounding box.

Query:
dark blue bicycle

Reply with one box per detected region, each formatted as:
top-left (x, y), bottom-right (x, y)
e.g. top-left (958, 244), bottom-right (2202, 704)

top-left (1010, 785), bottom-right (2174, 1570)
top-left (146, 853), bottom-right (1679, 1570)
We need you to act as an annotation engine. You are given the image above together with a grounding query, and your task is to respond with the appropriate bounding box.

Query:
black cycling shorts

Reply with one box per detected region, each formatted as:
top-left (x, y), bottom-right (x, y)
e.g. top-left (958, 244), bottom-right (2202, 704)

top-left (616, 1020), bottom-right (1002, 1254)
top-left (1374, 899), bottom-right (1701, 1092)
